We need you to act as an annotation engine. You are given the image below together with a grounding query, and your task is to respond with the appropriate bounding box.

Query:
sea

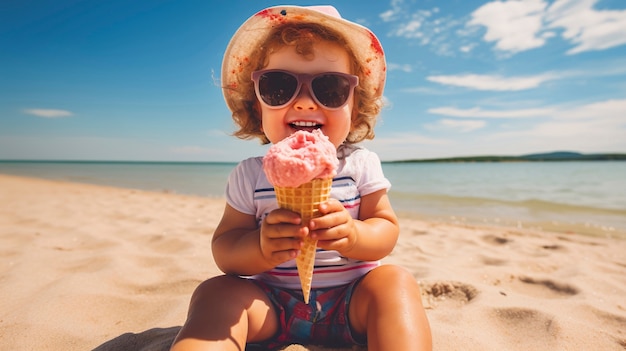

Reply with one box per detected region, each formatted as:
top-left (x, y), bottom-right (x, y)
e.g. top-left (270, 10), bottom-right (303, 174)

top-left (1, 160), bottom-right (625, 239)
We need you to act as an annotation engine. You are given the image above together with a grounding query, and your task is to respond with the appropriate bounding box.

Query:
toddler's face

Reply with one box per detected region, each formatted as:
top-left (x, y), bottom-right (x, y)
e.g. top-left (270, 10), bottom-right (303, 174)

top-left (258, 41), bottom-right (354, 148)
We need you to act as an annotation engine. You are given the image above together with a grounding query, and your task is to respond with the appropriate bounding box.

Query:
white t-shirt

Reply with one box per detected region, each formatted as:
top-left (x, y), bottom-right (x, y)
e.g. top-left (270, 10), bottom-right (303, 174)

top-left (225, 144), bottom-right (391, 289)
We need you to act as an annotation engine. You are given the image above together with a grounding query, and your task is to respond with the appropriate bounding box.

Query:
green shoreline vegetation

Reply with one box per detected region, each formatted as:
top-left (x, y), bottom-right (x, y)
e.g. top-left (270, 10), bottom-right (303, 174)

top-left (385, 151), bottom-right (626, 163)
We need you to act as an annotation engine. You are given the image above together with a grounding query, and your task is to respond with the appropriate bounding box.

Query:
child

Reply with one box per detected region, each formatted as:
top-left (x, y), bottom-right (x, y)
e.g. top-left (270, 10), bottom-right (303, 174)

top-left (171, 5), bottom-right (432, 351)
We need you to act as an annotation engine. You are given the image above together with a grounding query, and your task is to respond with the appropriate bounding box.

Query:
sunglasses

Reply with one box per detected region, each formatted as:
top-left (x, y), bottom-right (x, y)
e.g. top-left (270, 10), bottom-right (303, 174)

top-left (251, 69), bottom-right (359, 109)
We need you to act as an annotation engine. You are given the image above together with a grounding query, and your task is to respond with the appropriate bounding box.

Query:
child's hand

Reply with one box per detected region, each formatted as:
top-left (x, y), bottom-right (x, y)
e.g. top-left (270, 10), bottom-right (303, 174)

top-left (308, 199), bottom-right (357, 254)
top-left (260, 209), bottom-right (308, 267)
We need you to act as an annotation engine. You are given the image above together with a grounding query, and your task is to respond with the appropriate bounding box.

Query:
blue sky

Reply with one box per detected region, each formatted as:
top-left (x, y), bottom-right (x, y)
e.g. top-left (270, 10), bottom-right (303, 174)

top-left (1, 0), bottom-right (625, 162)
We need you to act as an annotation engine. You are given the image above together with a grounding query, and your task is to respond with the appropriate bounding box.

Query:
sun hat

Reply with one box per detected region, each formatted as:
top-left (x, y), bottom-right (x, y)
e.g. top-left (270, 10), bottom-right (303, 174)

top-left (221, 5), bottom-right (386, 114)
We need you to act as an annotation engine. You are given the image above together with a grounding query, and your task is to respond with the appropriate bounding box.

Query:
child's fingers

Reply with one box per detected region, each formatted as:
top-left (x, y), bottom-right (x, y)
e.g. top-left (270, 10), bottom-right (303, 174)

top-left (309, 201), bottom-right (348, 232)
top-left (271, 247), bottom-right (299, 263)
top-left (263, 221), bottom-right (308, 240)
top-left (261, 224), bottom-right (307, 255)
top-left (263, 237), bottom-right (302, 264)
top-left (318, 198), bottom-right (343, 214)
top-left (264, 208), bottom-right (302, 226)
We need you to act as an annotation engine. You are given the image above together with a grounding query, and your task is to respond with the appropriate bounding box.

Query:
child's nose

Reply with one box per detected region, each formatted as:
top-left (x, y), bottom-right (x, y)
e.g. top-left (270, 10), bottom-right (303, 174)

top-left (294, 85), bottom-right (318, 111)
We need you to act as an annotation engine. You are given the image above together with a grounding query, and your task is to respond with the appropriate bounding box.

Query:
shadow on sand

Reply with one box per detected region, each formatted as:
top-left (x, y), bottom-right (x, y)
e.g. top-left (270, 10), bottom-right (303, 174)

top-left (91, 326), bottom-right (364, 351)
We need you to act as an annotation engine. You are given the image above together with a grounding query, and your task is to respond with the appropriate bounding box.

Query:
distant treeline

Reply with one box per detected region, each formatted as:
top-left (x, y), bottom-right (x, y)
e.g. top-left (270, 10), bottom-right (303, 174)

top-left (386, 152), bottom-right (626, 163)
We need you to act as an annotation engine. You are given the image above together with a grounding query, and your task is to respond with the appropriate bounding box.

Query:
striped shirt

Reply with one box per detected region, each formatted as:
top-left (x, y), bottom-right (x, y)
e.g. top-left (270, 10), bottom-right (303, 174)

top-left (225, 144), bottom-right (391, 289)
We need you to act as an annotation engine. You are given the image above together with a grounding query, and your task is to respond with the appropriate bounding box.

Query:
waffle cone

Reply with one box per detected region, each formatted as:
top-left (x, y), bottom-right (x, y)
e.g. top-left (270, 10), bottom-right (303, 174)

top-left (274, 178), bottom-right (333, 304)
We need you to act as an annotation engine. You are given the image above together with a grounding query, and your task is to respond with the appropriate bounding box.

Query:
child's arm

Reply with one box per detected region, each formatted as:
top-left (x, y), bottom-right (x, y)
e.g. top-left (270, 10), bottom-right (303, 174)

top-left (211, 204), bottom-right (306, 275)
top-left (309, 189), bottom-right (399, 261)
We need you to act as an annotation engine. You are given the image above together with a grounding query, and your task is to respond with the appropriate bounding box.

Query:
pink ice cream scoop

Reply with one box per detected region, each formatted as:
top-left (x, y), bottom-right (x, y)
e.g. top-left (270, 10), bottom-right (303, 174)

top-left (263, 129), bottom-right (338, 187)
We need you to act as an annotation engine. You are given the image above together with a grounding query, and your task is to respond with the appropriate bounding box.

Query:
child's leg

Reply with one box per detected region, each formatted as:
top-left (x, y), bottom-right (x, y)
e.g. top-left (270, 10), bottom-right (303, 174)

top-left (170, 275), bottom-right (278, 351)
top-left (348, 265), bottom-right (432, 351)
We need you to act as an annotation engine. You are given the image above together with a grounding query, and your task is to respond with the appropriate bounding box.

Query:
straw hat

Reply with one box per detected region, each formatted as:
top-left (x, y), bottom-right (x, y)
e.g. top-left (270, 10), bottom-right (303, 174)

top-left (221, 5), bottom-right (386, 113)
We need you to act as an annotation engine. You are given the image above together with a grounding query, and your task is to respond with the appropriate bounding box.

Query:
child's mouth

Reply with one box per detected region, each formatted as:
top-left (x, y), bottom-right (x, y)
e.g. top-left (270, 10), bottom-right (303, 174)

top-left (290, 121), bottom-right (322, 132)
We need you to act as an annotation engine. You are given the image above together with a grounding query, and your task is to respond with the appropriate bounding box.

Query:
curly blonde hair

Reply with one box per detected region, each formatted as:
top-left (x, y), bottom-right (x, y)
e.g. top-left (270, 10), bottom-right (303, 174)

top-left (225, 23), bottom-right (383, 144)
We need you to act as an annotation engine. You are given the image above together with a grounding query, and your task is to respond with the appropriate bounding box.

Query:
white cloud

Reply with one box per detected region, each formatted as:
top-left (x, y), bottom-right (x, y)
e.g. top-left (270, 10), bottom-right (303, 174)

top-left (427, 73), bottom-right (556, 91)
top-left (379, 0), bottom-right (405, 22)
top-left (381, 0), bottom-right (626, 58)
top-left (552, 98), bottom-right (626, 120)
top-left (382, 2), bottom-right (462, 51)
top-left (23, 108), bottom-right (74, 118)
top-left (393, 20), bottom-right (423, 38)
top-left (546, 0), bottom-right (626, 54)
top-left (459, 43), bottom-right (477, 53)
top-left (467, 0), bottom-right (626, 55)
top-left (387, 63), bottom-right (413, 72)
top-left (399, 86), bottom-right (454, 95)
top-left (429, 98), bottom-right (625, 149)
top-left (491, 115), bottom-right (624, 146)
top-left (430, 98), bottom-right (626, 122)
top-left (429, 106), bottom-right (554, 118)
top-left (425, 119), bottom-right (486, 132)
top-left (380, 9), bottom-right (397, 22)
top-left (367, 97), bottom-right (626, 161)
top-left (355, 18), bottom-right (371, 27)
top-left (422, 98), bottom-right (625, 157)
top-left (468, 0), bottom-right (548, 53)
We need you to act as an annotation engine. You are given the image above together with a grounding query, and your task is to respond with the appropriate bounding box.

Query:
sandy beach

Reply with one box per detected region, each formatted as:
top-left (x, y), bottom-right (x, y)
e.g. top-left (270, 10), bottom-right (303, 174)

top-left (1, 173), bottom-right (625, 350)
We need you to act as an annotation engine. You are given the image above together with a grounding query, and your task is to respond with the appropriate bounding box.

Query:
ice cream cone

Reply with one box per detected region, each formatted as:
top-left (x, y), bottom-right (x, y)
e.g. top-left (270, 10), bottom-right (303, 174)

top-left (274, 177), bottom-right (333, 304)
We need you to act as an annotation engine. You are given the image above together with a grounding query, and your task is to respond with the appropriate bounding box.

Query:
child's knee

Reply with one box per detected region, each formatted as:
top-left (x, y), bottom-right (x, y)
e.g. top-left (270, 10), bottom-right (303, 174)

top-left (372, 265), bottom-right (416, 286)
top-left (191, 275), bottom-right (250, 303)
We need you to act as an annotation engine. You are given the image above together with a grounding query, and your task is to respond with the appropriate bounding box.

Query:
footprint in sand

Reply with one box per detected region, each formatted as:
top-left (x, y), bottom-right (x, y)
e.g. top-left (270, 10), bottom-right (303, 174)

top-left (142, 234), bottom-right (194, 254)
top-left (491, 307), bottom-right (559, 348)
top-left (482, 234), bottom-right (511, 245)
top-left (589, 306), bottom-right (626, 348)
top-left (480, 255), bottom-right (508, 266)
top-left (540, 244), bottom-right (565, 251)
top-left (421, 281), bottom-right (478, 308)
top-left (515, 276), bottom-right (579, 298)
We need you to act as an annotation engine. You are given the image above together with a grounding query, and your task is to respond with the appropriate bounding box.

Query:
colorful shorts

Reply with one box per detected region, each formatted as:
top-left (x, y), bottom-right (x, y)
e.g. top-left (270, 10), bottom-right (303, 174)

top-left (246, 279), bottom-right (367, 350)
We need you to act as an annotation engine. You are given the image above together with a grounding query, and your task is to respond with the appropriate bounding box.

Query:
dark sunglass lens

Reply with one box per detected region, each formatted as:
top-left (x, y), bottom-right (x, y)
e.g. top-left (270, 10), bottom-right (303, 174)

top-left (311, 74), bottom-right (351, 108)
top-left (258, 72), bottom-right (298, 106)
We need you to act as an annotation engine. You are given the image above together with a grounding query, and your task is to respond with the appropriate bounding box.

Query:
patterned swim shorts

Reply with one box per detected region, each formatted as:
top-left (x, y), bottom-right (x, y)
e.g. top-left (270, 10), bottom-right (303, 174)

top-left (246, 279), bottom-right (366, 350)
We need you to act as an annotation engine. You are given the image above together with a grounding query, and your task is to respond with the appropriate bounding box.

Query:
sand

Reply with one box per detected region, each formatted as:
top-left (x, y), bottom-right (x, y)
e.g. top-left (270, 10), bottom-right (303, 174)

top-left (1, 173), bottom-right (625, 350)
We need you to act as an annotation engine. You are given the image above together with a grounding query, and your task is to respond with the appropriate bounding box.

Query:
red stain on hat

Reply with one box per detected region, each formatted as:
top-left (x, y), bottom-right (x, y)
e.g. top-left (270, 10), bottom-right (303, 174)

top-left (239, 57), bottom-right (249, 72)
top-left (256, 9), bottom-right (275, 19)
top-left (368, 31), bottom-right (384, 56)
top-left (256, 9), bottom-right (287, 22)
top-left (229, 55), bottom-right (250, 74)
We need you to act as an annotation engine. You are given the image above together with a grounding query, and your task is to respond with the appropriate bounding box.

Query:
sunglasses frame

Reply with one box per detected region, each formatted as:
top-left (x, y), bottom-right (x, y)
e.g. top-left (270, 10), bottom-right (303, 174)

top-left (251, 69), bottom-right (359, 110)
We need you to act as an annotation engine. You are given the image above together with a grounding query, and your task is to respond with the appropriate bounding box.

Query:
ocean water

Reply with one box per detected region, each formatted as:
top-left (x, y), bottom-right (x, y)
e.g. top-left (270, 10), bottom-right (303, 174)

top-left (1, 160), bottom-right (625, 238)
top-left (383, 162), bottom-right (626, 238)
